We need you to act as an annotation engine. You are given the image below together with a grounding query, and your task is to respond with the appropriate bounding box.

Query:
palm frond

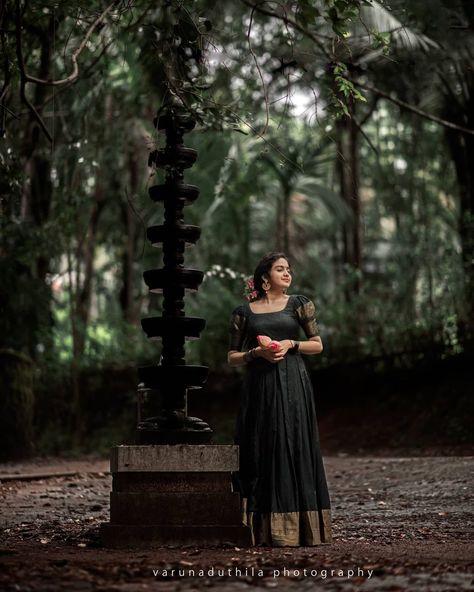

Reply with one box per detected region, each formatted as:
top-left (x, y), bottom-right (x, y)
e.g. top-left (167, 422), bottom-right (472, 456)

top-left (294, 177), bottom-right (352, 222)
top-left (355, 1), bottom-right (439, 54)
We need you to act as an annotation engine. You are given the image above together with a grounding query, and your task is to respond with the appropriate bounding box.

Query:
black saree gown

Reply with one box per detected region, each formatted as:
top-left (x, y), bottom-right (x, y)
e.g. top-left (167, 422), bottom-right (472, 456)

top-left (228, 294), bottom-right (332, 547)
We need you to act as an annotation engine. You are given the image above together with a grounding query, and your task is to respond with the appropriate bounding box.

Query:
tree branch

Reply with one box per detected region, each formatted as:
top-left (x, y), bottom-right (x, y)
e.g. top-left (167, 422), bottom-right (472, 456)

top-left (246, 2), bottom-right (270, 136)
top-left (15, 0), bottom-right (52, 142)
top-left (359, 94), bottom-right (379, 127)
top-left (352, 113), bottom-right (378, 155)
top-left (357, 81), bottom-right (474, 136)
top-left (21, 0), bottom-right (119, 87)
top-left (0, 19), bottom-right (10, 104)
top-left (240, 0), bottom-right (333, 62)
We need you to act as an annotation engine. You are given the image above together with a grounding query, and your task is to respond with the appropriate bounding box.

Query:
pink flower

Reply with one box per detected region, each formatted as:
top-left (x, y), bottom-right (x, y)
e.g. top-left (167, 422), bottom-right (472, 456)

top-left (257, 335), bottom-right (282, 351)
top-left (243, 276), bottom-right (257, 301)
top-left (245, 290), bottom-right (258, 302)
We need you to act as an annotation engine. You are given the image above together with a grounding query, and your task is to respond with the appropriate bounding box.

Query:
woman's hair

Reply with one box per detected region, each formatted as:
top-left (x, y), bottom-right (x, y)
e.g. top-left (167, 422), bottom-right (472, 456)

top-left (252, 251), bottom-right (291, 300)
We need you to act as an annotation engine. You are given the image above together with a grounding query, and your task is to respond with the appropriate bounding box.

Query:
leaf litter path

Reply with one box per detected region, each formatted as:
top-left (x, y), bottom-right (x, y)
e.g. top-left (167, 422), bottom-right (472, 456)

top-left (0, 454), bottom-right (473, 591)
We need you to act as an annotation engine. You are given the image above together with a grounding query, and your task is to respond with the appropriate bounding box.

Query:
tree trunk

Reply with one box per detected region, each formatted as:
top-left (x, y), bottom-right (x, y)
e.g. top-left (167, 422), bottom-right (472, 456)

top-left (445, 130), bottom-right (474, 336)
top-left (75, 181), bottom-right (107, 355)
top-left (243, 197), bottom-right (251, 271)
top-left (335, 107), bottom-right (362, 297)
top-left (275, 193), bottom-right (283, 249)
top-left (120, 164), bottom-right (138, 325)
top-left (348, 96), bottom-right (362, 275)
top-left (282, 186), bottom-right (291, 256)
top-left (443, 108), bottom-right (474, 337)
top-left (0, 349), bottom-right (35, 461)
top-left (19, 18), bottom-right (55, 360)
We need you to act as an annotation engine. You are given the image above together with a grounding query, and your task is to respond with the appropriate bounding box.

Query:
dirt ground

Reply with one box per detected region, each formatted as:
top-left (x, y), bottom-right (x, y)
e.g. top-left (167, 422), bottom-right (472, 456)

top-left (0, 452), bottom-right (473, 591)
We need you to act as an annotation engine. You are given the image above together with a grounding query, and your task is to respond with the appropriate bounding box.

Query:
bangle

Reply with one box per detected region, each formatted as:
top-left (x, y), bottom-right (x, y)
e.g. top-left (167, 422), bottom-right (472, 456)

top-left (244, 348), bottom-right (257, 363)
top-left (291, 340), bottom-right (300, 352)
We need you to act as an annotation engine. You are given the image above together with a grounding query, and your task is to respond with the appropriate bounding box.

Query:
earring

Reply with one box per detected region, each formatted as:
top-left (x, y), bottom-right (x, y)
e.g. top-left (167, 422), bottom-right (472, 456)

top-left (262, 280), bottom-right (271, 291)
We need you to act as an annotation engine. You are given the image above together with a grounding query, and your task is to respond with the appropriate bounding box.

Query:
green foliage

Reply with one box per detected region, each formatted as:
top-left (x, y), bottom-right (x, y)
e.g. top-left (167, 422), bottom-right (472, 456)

top-left (371, 29), bottom-right (391, 55)
top-left (0, 0), bottom-right (472, 452)
top-left (330, 62), bottom-right (368, 118)
top-left (323, 0), bottom-right (372, 36)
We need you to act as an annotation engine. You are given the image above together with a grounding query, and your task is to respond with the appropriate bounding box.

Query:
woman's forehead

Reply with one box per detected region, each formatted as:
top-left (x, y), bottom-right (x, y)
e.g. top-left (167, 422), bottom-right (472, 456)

top-left (272, 258), bottom-right (290, 268)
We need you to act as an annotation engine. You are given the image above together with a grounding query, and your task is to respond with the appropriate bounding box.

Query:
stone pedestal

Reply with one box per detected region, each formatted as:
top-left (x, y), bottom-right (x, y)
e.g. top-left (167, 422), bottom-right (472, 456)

top-left (100, 444), bottom-right (252, 548)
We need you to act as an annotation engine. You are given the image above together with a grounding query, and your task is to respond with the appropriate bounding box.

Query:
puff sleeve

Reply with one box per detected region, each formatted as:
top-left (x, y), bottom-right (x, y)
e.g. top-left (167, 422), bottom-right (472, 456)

top-left (228, 305), bottom-right (247, 351)
top-left (294, 295), bottom-right (320, 338)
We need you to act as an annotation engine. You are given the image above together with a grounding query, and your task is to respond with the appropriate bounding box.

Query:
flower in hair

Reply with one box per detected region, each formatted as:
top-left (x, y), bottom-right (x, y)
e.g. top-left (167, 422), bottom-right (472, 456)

top-left (243, 276), bottom-right (258, 302)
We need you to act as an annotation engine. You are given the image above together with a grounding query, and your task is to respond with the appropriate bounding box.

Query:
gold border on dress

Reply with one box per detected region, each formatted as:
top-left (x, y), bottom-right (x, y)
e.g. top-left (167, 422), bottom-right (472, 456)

top-left (240, 497), bottom-right (332, 547)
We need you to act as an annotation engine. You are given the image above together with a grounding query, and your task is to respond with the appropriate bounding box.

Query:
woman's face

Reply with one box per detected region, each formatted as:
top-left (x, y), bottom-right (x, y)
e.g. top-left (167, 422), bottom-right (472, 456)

top-left (267, 257), bottom-right (292, 290)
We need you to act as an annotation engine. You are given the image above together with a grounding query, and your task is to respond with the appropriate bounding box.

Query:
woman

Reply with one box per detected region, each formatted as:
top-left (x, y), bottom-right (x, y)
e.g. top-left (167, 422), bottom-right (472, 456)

top-left (227, 251), bottom-right (332, 547)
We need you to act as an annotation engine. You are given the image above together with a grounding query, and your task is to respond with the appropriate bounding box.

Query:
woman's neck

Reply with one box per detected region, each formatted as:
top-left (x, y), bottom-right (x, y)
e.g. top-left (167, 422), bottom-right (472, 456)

top-left (260, 290), bottom-right (287, 304)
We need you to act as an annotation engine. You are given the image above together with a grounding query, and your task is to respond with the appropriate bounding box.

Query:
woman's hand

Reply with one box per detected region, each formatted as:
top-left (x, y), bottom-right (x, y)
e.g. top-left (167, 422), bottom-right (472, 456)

top-left (256, 340), bottom-right (293, 363)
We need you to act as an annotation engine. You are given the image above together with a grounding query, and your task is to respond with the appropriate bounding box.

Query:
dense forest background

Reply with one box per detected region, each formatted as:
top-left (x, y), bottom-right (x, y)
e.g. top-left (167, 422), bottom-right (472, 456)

top-left (1, 0), bottom-right (473, 458)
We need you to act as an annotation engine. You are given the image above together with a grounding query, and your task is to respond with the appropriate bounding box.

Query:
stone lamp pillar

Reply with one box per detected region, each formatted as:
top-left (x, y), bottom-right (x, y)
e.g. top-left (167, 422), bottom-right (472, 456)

top-left (138, 98), bottom-right (210, 444)
top-left (100, 97), bottom-right (251, 548)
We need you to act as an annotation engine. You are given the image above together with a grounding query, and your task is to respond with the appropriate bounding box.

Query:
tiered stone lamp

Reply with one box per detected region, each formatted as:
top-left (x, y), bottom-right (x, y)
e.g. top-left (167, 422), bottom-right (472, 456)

top-left (100, 98), bottom-right (251, 548)
top-left (138, 100), bottom-right (211, 445)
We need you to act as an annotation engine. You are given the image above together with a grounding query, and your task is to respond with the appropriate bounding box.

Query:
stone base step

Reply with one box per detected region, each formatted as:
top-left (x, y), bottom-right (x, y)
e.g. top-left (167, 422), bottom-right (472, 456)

top-left (100, 523), bottom-right (252, 548)
top-left (110, 491), bottom-right (241, 524)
